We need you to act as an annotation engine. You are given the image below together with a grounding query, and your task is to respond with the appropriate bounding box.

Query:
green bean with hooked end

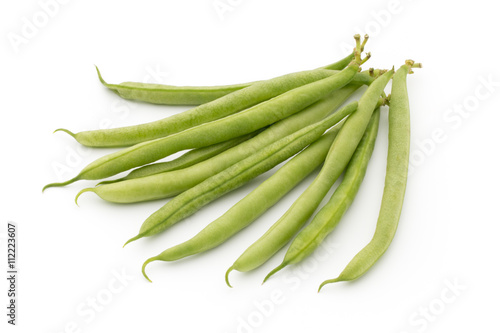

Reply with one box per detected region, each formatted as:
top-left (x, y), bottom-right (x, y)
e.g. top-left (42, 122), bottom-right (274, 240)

top-left (125, 101), bottom-right (358, 246)
top-left (318, 61), bottom-right (420, 291)
top-left (44, 44), bottom-right (368, 191)
top-left (263, 108), bottom-right (380, 283)
top-left (225, 70), bottom-right (393, 282)
top-left (141, 128), bottom-right (343, 282)
top-left (97, 131), bottom-right (261, 186)
top-left (76, 84), bottom-right (362, 203)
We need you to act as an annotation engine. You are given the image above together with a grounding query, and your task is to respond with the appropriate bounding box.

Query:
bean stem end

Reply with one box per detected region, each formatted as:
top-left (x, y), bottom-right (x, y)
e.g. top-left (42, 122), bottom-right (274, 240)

top-left (74, 188), bottom-right (94, 206)
top-left (53, 128), bottom-right (76, 138)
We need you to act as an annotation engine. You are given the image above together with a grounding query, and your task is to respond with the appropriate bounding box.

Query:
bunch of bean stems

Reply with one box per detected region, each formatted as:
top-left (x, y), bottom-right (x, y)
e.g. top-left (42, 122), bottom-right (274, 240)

top-left (44, 34), bottom-right (421, 291)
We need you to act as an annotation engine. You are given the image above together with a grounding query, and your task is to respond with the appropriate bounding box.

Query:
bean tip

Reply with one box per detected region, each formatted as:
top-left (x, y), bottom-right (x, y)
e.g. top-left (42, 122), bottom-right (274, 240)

top-left (225, 267), bottom-right (234, 288)
top-left (123, 234), bottom-right (141, 248)
top-left (53, 128), bottom-right (76, 138)
top-left (42, 177), bottom-right (79, 192)
top-left (318, 277), bottom-right (342, 292)
top-left (95, 65), bottom-right (108, 86)
top-left (142, 258), bottom-right (155, 283)
top-left (75, 188), bottom-right (94, 206)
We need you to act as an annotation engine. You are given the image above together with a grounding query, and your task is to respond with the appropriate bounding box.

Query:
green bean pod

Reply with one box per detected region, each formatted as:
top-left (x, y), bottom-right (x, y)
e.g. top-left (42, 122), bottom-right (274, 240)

top-left (126, 101), bottom-right (358, 246)
top-left (263, 108), bottom-right (380, 283)
top-left (96, 66), bottom-right (259, 105)
top-left (318, 61), bottom-right (420, 291)
top-left (97, 131), bottom-right (261, 186)
top-left (141, 129), bottom-right (342, 282)
top-left (95, 35), bottom-right (368, 106)
top-left (58, 69), bottom-right (337, 148)
top-left (96, 50), bottom-right (357, 106)
top-left (225, 69), bottom-right (393, 279)
top-left (44, 51), bottom-right (366, 191)
top-left (76, 84), bottom-right (361, 203)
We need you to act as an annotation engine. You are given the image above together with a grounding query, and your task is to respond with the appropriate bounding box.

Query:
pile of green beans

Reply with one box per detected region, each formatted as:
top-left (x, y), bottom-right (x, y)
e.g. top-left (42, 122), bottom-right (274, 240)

top-left (44, 35), bottom-right (421, 291)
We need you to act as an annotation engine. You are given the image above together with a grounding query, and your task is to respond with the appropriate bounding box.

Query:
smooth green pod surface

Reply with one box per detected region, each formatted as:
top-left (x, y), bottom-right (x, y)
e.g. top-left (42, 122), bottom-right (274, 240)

top-left (44, 58), bottom-right (363, 191)
top-left (125, 101), bottom-right (358, 246)
top-left (141, 129), bottom-right (342, 282)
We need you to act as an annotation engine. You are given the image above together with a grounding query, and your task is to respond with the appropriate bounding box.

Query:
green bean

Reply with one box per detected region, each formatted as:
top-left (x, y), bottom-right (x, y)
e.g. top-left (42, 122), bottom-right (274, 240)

top-left (263, 108), bottom-right (380, 283)
top-left (57, 69), bottom-right (337, 148)
top-left (95, 35), bottom-right (367, 106)
top-left (125, 101), bottom-right (358, 247)
top-left (96, 131), bottom-right (261, 186)
top-left (44, 47), bottom-right (367, 191)
top-left (96, 54), bottom-right (356, 106)
top-left (96, 66), bottom-right (259, 105)
top-left (318, 61), bottom-right (420, 291)
top-left (76, 84), bottom-right (362, 203)
top-left (141, 129), bottom-right (342, 282)
top-left (225, 69), bottom-right (393, 280)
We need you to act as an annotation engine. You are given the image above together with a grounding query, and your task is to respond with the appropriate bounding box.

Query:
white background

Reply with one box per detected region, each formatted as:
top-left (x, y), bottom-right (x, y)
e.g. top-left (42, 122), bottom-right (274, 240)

top-left (2, 0), bottom-right (500, 332)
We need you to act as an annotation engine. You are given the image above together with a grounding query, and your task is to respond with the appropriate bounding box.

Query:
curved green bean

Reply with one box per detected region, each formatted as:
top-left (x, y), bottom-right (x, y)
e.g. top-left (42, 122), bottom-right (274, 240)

top-left (141, 129), bottom-right (342, 282)
top-left (126, 101), bottom-right (358, 247)
top-left (225, 69), bottom-right (393, 279)
top-left (96, 131), bottom-right (261, 186)
top-left (263, 108), bottom-right (380, 283)
top-left (76, 84), bottom-right (361, 203)
top-left (44, 49), bottom-right (367, 191)
top-left (318, 61), bottom-right (420, 291)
